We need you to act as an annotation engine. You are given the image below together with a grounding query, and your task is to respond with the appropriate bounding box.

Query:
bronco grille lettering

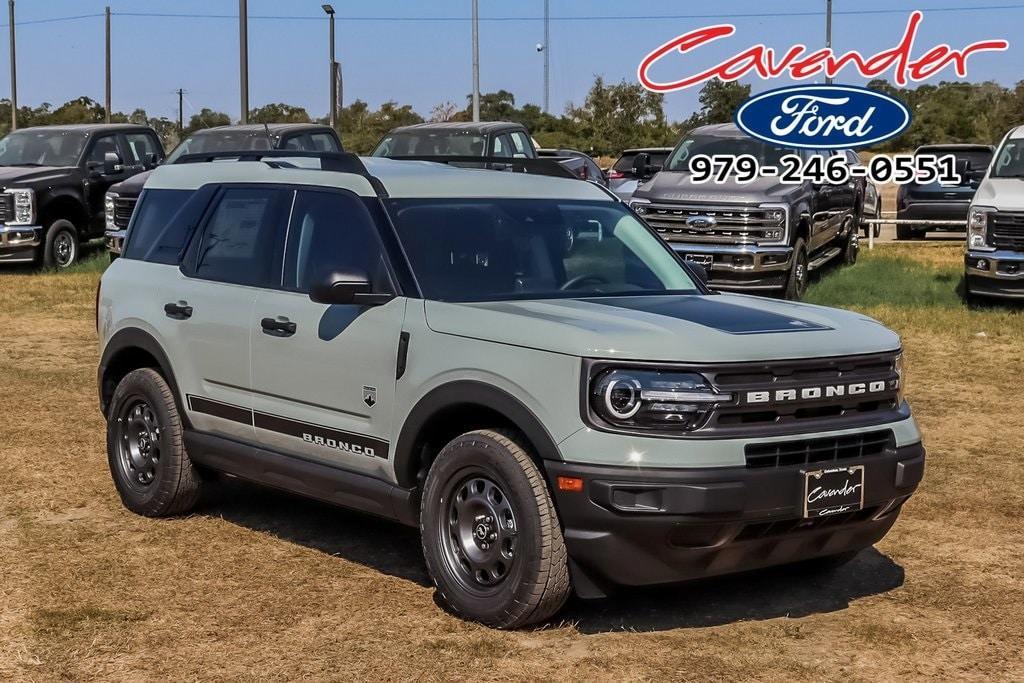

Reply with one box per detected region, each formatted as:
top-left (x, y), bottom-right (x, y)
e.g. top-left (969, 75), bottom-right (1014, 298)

top-left (745, 380), bottom-right (892, 404)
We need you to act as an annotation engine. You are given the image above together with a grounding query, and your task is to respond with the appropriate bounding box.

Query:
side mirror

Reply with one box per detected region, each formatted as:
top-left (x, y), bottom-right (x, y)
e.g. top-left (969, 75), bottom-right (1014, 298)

top-left (631, 152), bottom-right (651, 178)
top-left (147, 152), bottom-right (161, 167)
top-left (309, 268), bottom-right (393, 306)
top-left (103, 151), bottom-right (122, 176)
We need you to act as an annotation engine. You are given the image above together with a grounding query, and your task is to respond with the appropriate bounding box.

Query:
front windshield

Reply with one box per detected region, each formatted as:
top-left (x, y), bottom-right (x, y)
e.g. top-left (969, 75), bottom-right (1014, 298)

top-left (0, 129), bottom-right (87, 166)
top-left (166, 131), bottom-right (275, 162)
top-left (665, 134), bottom-right (791, 171)
top-left (992, 139), bottom-right (1024, 178)
top-left (372, 131), bottom-right (487, 157)
top-left (389, 199), bottom-right (698, 302)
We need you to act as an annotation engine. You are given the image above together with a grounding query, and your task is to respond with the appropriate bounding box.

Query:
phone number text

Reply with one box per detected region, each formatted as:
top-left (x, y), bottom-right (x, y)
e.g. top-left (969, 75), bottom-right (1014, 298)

top-left (688, 153), bottom-right (962, 185)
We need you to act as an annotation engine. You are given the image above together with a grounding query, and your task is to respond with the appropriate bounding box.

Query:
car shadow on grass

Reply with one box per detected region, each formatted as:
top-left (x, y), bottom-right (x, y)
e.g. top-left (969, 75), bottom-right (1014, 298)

top-left (562, 548), bottom-right (905, 633)
top-left (199, 477), bottom-right (432, 587)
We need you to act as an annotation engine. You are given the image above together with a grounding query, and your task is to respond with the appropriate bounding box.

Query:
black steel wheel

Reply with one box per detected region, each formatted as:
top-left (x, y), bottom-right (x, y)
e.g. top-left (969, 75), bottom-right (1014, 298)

top-left (784, 237), bottom-right (809, 300)
top-left (42, 220), bottom-right (79, 269)
top-left (421, 429), bottom-right (570, 628)
top-left (106, 368), bottom-right (203, 517)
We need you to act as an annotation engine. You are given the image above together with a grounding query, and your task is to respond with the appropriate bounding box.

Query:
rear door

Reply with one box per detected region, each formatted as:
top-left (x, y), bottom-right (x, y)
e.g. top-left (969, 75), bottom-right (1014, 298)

top-left (249, 188), bottom-right (406, 480)
top-left (171, 185), bottom-right (293, 442)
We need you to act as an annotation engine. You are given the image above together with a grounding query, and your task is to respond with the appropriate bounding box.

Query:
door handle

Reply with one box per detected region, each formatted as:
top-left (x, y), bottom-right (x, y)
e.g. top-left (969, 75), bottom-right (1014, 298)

top-left (261, 317), bottom-right (297, 337)
top-left (164, 302), bottom-right (193, 320)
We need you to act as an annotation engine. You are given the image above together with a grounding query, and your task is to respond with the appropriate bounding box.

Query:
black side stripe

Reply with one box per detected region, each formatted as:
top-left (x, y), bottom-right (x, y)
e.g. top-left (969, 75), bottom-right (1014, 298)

top-left (185, 394), bottom-right (389, 459)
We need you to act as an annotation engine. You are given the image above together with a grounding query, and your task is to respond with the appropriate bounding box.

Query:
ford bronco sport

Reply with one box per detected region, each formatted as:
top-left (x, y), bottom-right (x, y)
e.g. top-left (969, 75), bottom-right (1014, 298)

top-left (630, 123), bottom-right (860, 300)
top-left (97, 151), bottom-right (925, 628)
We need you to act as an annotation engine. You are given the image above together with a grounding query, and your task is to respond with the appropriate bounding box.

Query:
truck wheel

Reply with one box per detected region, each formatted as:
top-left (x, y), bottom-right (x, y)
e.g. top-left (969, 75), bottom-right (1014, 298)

top-left (896, 223), bottom-right (923, 241)
top-left (843, 231), bottom-right (859, 265)
top-left (420, 429), bottom-right (570, 628)
top-left (41, 219), bottom-right (80, 269)
top-left (784, 238), bottom-right (809, 301)
top-left (106, 368), bottom-right (203, 517)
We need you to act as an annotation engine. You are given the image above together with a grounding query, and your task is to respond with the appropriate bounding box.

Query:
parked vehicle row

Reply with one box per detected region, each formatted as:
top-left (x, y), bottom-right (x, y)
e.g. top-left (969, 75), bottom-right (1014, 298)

top-left (896, 144), bottom-right (993, 240)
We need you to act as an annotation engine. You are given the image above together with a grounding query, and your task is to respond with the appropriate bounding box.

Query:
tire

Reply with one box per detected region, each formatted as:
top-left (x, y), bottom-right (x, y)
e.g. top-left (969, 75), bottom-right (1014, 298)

top-left (106, 368), bottom-right (203, 517)
top-left (420, 429), bottom-right (570, 629)
top-left (783, 237), bottom-right (809, 301)
top-left (843, 230), bottom-right (859, 266)
top-left (41, 219), bottom-right (80, 269)
top-left (896, 223), bottom-right (923, 241)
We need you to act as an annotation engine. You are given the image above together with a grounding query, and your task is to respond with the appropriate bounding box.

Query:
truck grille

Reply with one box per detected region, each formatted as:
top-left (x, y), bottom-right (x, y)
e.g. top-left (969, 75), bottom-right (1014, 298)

top-left (0, 193), bottom-right (12, 223)
top-left (744, 429), bottom-right (895, 469)
top-left (112, 196), bottom-right (137, 229)
top-left (643, 203), bottom-right (784, 245)
top-left (988, 212), bottom-right (1024, 250)
top-left (701, 351), bottom-right (902, 438)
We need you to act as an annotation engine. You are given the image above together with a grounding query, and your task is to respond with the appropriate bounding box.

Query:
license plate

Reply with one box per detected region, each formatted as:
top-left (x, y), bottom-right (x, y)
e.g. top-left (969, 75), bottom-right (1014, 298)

top-left (803, 465), bottom-right (865, 518)
top-left (684, 253), bottom-right (713, 267)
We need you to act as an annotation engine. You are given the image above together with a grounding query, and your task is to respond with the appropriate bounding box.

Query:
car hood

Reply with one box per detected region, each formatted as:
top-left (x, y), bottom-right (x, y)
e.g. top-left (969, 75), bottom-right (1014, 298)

top-left (0, 165), bottom-right (75, 187)
top-left (109, 169), bottom-right (154, 198)
top-left (633, 171), bottom-right (797, 204)
top-left (972, 177), bottom-right (1024, 212)
top-left (424, 294), bottom-right (900, 363)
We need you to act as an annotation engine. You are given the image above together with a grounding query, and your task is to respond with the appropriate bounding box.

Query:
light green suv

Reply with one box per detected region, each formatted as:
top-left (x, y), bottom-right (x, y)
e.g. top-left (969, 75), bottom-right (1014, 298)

top-left (97, 151), bottom-right (925, 628)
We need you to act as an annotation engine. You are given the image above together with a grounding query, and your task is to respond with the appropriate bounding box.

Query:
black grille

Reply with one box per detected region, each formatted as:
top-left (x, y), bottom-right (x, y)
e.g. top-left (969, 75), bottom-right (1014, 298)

top-left (988, 212), bottom-right (1024, 250)
top-left (113, 196), bottom-right (137, 229)
top-left (643, 203), bottom-right (784, 245)
top-left (0, 193), bottom-right (12, 223)
top-left (734, 506), bottom-right (881, 541)
top-left (744, 429), bottom-right (895, 469)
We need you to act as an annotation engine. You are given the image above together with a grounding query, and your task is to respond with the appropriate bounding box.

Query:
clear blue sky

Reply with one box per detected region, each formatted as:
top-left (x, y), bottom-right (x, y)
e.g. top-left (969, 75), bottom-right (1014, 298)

top-left (2, 0), bottom-right (1020, 122)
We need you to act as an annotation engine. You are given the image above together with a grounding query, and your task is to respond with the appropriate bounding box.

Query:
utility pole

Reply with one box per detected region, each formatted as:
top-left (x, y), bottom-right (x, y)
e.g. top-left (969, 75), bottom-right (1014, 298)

top-left (7, 0), bottom-right (16, 131)
top-left (543, 0), bottom-right (549, 114)
top-left (238, 0), bottom-right (249, 124)
top-left (825, 0), bottom-right (833, 85)
top-left (105, 6), bottom-right (111, 123)
top-left (177, 88), bottom-right (184, 134)
top-left (471, 0), bottom-right (479, 122)
top-left (322, 4), bottom-right (336, 129)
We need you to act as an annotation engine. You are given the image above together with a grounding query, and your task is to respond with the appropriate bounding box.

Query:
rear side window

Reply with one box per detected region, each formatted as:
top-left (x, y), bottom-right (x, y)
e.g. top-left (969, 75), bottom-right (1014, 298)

top-left (282, 189), bottom-right (389, 294)
top-left (125, 133), bottom-right (162, 164)
top-left (310, 132), bottom-right (341, 152)
top-left (122, 189), bottom-right (196, 264)
top-left (192, 187), bottom-right (292, 287)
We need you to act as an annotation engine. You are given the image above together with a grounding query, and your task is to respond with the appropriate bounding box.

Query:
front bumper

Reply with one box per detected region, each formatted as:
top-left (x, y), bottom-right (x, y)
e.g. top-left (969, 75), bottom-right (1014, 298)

top-left (545, 441), bottom-right (924, 593)
top-left (669, 243), bottom-right (793, 292)
top-left (897, 201), bottom-right (969, 228)
top-left (105, 229), bottom-right (126, 255)
top-left (0, 224), bottom-right (42, 263)
top-left (966, 249), bottom-right (1024, 299)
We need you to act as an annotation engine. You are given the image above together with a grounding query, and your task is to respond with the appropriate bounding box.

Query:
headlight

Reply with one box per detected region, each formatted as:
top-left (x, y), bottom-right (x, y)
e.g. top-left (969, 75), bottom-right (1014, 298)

top-left (894, 353), bottom-right (905, 405)
top-left (759, 204), bottom-right (788, 242)
top-left (4, 188), bottom-right (35, 225)
top-left (628, 198), bottom-right (651, 215)
top-left (968, 205), bottom-right (995, 250)
top-left (105, 193), bottom-right (118, 231)
top-left (589, 368), bottom-right (732, 432)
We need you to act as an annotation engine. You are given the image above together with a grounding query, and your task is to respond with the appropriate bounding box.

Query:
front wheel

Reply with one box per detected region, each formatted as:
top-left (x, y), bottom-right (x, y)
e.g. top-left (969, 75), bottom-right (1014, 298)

top-left (843, 230), bottom-right (859, 265)
top-left (783, 238), bottom-right (809, 300)
top-left (41, 219), bottom-right (79, 269)
top-left (420, 429), bottom-right (571, 628)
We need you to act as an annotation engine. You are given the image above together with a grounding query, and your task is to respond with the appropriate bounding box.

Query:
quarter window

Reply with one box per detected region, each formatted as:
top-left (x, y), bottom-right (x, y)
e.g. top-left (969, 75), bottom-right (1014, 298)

top-left (193, 188), bottom-right (292, 287)
top-left (125, 133), bottom-right (161, 165)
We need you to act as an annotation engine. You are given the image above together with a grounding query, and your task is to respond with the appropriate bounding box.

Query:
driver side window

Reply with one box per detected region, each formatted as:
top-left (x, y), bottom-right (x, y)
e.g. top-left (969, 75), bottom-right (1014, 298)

top-left (87, 134), bottom-right (120, 164)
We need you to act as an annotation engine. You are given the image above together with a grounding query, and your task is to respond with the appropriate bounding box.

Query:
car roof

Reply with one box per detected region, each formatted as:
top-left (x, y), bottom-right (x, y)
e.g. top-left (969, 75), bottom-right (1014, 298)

top-left (1008, 126), bottom-right (1024, 140)
top-left (619, 147), bottom-right (674, 155)
top-left (916, 143), bottom-right (994, 152)
top-left (190, 123), bottom-right (334, 135)
top-left (18, 123), bottom-right (153, 134)
top-left (386, 121), bottom-right (527, 135)
top-left (689, 123), bottom-right (747, 138)
top-left (145, 156), bottom-right (612, 201)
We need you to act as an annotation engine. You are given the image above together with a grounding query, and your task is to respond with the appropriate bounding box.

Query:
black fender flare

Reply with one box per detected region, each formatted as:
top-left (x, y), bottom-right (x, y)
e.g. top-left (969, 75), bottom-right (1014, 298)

top-left (98, 327), bottom-right (185, 420)
top-left (393, 380), bottom-right (564, 489)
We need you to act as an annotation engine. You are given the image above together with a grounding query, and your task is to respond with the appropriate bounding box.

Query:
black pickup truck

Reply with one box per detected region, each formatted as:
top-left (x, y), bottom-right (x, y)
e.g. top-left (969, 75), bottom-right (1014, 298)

top-left (630, 123), bottom-right (860, 300)
top-left (0, 124), bottom-right (163, 268)
top-left (105, 123), bottom-right (342, 255)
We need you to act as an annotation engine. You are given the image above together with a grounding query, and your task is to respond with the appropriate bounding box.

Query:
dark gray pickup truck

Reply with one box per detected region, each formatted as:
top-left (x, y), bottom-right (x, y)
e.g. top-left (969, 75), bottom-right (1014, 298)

top-left (630, 124), bottom-right (860, 300)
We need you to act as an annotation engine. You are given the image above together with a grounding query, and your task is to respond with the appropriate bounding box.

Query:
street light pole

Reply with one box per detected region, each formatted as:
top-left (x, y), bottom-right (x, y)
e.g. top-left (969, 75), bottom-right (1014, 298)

top-left (8, 0), bottom-right (16, 131)
top-left (322, 4), bottom-right (336, 129)
top-left (471, 0), bottom-right (479, 122)
top-left (543, 0), bottom-right (549, 114)
top-left (105, 6), bottom-right (111, 123)
top-left (239, 0), bottom-right (249, 124)
top-left (177, 88), bottom-right (184, 134)
top-left (825, 0), bottom-right (833, 85)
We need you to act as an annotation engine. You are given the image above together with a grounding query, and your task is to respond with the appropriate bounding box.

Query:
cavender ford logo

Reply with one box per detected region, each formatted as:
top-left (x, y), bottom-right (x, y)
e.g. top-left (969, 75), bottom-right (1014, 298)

top-left (686, 215), bottom-right (717, 231)
top-left (745, 379), bottom-right (894, 404)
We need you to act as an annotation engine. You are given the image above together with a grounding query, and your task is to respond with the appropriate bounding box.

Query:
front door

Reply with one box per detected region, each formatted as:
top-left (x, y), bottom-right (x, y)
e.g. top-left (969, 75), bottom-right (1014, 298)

top-left (249, 188), bottom-right (407, 481)
top-left (83, 133), bottom-right (133, 232)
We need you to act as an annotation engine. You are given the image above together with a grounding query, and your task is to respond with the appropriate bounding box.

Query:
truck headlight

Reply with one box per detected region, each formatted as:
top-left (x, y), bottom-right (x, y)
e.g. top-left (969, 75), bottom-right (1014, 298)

top-left (105, 192), bottom-right (118, 231)
top-left (894, 353), bottom-right (905, 406)
top-left (968, 206), bottom-right (995, 250)
top-left (4, 188), bottom-right (35, 225)
top-left (589, 368), bottom-right (732, 432)
top-left (628, 198), bottom-right (651, 215)
top-left (759, 203), bottom-right (788, 242)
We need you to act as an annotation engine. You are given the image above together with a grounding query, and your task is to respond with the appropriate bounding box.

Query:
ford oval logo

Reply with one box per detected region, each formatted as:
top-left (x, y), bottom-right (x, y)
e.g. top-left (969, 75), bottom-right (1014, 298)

top-left (734, 84), bottom-right (911, 150)
top-left (686, 216), bottom-right (716, 230)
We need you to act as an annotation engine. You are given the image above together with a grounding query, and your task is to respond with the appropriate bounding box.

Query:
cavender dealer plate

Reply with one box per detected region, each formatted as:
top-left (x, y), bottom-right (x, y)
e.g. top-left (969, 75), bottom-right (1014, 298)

top-left (803, 465), bottom-right (865, 518)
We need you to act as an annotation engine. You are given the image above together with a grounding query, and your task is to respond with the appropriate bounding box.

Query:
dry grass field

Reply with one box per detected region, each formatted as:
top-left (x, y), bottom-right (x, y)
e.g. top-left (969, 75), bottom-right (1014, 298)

top-left (1, 244), bottom-right (1022, 681)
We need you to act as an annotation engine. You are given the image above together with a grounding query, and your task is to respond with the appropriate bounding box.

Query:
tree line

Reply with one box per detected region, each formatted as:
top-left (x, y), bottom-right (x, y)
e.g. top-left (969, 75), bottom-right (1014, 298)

top-left (0, 76), bottom-right (1022, 157)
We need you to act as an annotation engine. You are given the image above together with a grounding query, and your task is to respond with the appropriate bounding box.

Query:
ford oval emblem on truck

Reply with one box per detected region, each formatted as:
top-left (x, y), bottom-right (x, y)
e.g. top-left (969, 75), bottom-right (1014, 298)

top-left (734, 84), bottom-right (911, 150)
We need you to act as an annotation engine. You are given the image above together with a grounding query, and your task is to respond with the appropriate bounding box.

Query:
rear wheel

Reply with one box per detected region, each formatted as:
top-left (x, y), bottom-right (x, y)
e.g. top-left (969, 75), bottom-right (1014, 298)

top-left (41, 219), bottom-right (79, 269)
top-left (843, 230), bottom-right (859, 265)
top-left (896, 223), bottom-right (924, 241)
top-left (420, 429), bottom-right (570, 628)
top-left (783, 238), bottom-right (809, 300)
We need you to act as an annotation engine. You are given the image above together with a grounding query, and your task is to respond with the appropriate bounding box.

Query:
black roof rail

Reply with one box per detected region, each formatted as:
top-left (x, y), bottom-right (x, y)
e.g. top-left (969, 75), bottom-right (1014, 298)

top-left (382, 155), bottom-right (578, 180)
top-left (172, 150), bottom-right (390, 198)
